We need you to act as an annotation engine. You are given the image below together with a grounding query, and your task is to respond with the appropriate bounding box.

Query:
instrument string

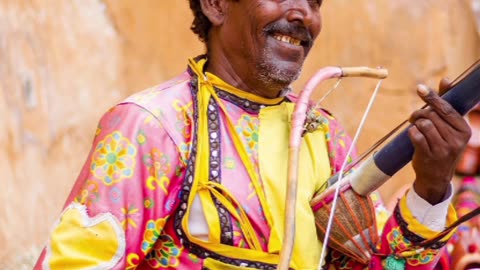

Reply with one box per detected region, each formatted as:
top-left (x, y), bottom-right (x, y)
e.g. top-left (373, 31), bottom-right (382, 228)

top-left (317, 79), bottom-right (384, 270)
top-left (314, 78), bottom-right (342, 110)
top-left (343, 59), bottom-right (480, 175)
top-left (312, 59), bottom-right (480, 270)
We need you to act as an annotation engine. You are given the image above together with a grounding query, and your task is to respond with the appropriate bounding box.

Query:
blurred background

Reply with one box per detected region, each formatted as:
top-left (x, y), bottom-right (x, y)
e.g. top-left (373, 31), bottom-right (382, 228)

top-left (1, 0), bottom-right (479, 268)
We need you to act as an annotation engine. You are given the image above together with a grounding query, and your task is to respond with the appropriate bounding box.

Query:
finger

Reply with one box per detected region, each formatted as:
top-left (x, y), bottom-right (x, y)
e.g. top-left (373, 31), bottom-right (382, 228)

top-left (413, 118), bottom-right (447, 155)
top-left (410, 107), bottom-right (471, 152)
top-left (438, 77), bottom-right (452, 96)
top-left (408, 124), bottom-right (433, 154)
top-left (417, 84), bottom-right (468, 132)
top-left (410, 108), bottom-right (459, 142)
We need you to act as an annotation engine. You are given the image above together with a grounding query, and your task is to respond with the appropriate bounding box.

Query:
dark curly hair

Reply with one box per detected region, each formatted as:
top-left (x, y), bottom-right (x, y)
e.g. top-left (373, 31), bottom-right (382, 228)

top-left (188, 0), bottom-right (212, 43)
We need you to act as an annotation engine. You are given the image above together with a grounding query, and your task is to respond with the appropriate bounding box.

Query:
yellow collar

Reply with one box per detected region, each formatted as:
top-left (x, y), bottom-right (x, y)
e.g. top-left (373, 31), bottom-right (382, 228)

top-left (188, 57), bottom-right (285, 106)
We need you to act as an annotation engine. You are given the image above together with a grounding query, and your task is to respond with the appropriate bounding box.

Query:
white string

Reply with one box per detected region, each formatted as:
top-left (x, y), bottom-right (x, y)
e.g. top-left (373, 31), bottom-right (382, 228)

top-left (317, 80), bottom-right (384, 270)
top-left (314, 78), bottom-right (342, 109)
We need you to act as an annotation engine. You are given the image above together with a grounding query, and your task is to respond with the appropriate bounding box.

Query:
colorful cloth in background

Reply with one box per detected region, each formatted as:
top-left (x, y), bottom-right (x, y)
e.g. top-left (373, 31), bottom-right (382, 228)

top-left (34, 58), bottom-right (457, 269)
top-left (435, 177), bottom-right (480, 270)
top-left (434, 104), bottom-right (480, 270)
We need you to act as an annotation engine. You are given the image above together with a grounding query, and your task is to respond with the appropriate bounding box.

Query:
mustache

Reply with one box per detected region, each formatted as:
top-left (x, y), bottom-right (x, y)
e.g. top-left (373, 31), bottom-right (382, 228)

top-left (264, 21), bottom-right (313, 47)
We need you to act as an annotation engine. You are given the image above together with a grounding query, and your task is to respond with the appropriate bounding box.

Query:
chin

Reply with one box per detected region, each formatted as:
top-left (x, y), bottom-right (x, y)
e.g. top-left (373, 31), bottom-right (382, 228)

top-left (256, 59), bottom-right (303, 87)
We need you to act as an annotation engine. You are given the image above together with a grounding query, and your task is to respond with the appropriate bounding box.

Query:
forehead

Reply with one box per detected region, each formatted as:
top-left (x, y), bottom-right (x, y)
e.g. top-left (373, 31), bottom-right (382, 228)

top-left (227, 0), bottom-right (284, 17)
top-left (228, 0), bottom-right (322, 14)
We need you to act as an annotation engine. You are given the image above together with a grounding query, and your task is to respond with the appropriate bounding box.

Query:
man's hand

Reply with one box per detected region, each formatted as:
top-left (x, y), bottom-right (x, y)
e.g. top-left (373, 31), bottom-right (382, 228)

top-left (408, 78), bottom-right (471, 204)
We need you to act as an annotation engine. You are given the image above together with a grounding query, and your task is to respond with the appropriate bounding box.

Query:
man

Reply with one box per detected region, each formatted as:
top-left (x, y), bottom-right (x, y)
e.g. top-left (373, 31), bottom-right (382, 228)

top-left (34, 0), bottom-right (471, 269)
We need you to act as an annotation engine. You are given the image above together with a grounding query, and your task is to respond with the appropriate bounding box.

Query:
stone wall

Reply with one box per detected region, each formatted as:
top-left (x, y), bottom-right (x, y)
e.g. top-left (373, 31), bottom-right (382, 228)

top-left (0, 0), bottom-right (123, 267)
top-left (1, 0), bottom-right (479, 268)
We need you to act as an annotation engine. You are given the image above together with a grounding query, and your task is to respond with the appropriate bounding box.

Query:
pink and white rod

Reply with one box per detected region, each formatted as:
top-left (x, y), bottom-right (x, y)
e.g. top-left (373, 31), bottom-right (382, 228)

top-left (277, 66), bottom-right (388, 270)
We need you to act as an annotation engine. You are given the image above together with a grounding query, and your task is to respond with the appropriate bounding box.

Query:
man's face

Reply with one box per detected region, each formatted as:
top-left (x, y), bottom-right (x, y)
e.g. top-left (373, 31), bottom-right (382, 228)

top-left (218, 0), bottom-right (322, 94)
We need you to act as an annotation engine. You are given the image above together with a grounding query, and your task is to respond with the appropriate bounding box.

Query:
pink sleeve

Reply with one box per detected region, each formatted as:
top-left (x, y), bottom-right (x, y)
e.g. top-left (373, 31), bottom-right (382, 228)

top-left (34, 103), bottom-right (185, 269)
top-left (367, 195), bottom-right (457, 270)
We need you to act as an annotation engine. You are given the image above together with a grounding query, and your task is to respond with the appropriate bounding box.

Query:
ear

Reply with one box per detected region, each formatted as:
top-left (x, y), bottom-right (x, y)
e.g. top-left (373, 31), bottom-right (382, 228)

top-left (199, 0), bottom-right (228, 26)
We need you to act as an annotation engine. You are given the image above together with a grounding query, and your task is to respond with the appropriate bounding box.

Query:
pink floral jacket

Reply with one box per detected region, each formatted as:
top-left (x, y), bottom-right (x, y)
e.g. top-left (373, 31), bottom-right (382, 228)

top-left (35, 61), bottom-right (457, 270)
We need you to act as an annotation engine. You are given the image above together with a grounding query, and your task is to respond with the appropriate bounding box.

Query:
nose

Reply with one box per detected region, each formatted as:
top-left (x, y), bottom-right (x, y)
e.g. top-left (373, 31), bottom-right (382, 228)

top-left (285, 0), bottom-right (316, 27)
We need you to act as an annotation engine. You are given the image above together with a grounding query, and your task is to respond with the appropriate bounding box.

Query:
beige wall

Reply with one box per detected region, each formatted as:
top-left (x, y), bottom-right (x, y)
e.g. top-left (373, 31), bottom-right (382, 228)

top-left (1, 0), bottom-right (479, 267)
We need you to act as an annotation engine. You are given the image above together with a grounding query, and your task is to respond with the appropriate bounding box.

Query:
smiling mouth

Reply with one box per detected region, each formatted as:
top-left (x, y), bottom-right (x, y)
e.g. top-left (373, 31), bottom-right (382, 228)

top-left (272, 33), bottom-right (303, 46)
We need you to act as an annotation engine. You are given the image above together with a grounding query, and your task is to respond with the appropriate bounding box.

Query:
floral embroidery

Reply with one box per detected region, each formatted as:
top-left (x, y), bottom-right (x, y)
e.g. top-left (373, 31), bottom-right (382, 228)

top-left (146, 174), bottom-right (170, 193)
top-left (141, 217), bottom-right (168, 254)
top-left (188, 253), bottom-right (200, 264)
top-left (257, 205), bottom-right (266, 222)
top-left (338, 138), bottom-right (346, 149)
top-left (405, 251), bottom-right (436, 266)
top-left (372, 192), bottom-right (389, 229)
top-left (132, 88), bottom-right (161, 105)
top-left (235, 114), bottom-right (259, 155)
top-left (91, 131), bottom-right (137, 186)
top-left (233, 220), bottom-right (248, 248)
top-left (121, 205), bottom-right (139, 230)
top-left (179, 142), bottom-right (191, 163)
top-left (329, 249), bottom-right (357, 269)
top-left (144, 108), bottom-right (163, 127)
top-left (74, 179), bottom-right (100, 207)
top-left (136, 129), bottom-right (147, 145)
top-left (144, 148), bottom-right (172, 193)
top-left (223, 157), bottom-right (236, 170)
top-left (386, 227), bottom-right (436, 265)
top-left (225, 100), bottom-right (244, 115)
top-left (95, 125), bottom-right (102, 137)
top-left (175, 117), bottom-right (192, 139)
top-left (333, 129), bottom-right (347, 149)
top-left (175, 165), bottom-right (183, 177)
top-left (109, 186), bottom-right (122, 204)
top-left (173, 100), bottom-right (193, 140)
top-left (145, 234), bottom-right (184, 268)
top-left (165, 198), bottom-right (176, 212)
top-left (144, 198), bottom-right (155, 209)
top-left (387, 227), bottom-right (410, 251)
top-left (107, 114), bottom-right (122, 129)
top-left (126, 253), bottom-right (140, 270)
top-left (247, 182), bottom-right (258, 201)
top-left (234, 231), bottom-right (247, 248)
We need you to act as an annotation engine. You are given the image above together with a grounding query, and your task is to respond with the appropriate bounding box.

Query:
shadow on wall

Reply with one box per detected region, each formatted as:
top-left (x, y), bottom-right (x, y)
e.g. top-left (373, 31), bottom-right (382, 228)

top-left (1, 0), bottom-right (479, 268)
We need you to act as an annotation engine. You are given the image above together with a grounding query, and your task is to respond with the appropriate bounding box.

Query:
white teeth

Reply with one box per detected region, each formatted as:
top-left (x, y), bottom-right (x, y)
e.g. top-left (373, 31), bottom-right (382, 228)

top-left (273, 34), bottom-right (302, 46)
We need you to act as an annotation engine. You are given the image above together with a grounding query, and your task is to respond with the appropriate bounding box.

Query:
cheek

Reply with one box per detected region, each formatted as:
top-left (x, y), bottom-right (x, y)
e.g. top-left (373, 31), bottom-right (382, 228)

top-left (311, 12), bottom-right (322, 39)
top-left (247, 1), bottom-right (283, 29)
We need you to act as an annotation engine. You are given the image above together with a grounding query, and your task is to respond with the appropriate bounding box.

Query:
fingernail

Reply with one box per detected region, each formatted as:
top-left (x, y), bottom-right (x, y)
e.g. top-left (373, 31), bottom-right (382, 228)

top-left (441, 77), bottom-right (451, 85)
top-left (417, 84), bottom-right (429, 96)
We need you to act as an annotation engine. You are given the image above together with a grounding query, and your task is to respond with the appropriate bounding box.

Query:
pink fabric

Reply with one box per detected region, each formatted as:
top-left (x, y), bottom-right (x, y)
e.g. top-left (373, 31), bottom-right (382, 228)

top-left (35, 68), bottom-right (449, 269)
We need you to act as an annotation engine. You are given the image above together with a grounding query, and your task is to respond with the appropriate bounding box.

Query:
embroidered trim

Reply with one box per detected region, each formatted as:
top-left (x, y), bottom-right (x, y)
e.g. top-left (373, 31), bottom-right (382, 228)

top-left (394, 204), bottom-right (447, 249)
top-left (174, 77), bottom-right (199, 244)
top-left (173, 74), bottom-right (277, 269)
top-left (207, 97), bottom-right (234, 245)
top-left (216, 89), bottom-right (271, 113)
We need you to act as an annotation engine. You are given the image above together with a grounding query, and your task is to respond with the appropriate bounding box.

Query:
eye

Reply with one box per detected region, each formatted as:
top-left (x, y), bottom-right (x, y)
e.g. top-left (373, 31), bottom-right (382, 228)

top-left (308, 0), bottom-right (323, 9)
